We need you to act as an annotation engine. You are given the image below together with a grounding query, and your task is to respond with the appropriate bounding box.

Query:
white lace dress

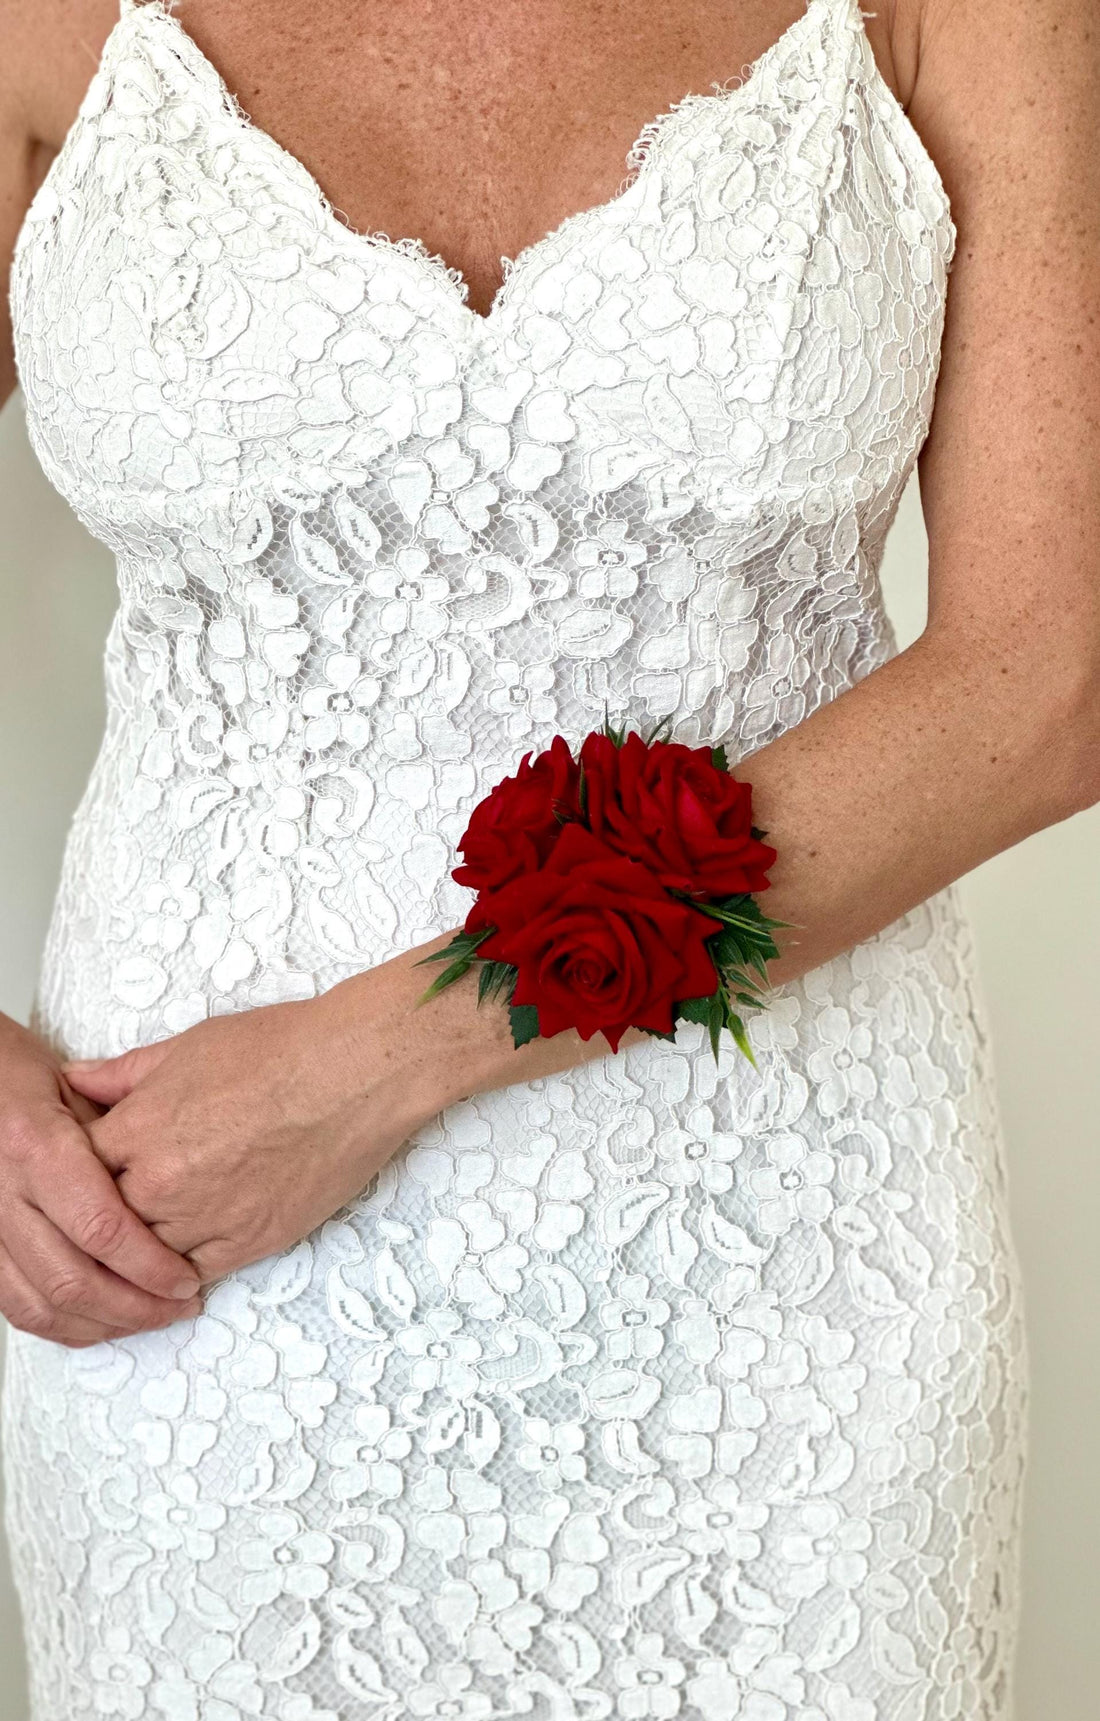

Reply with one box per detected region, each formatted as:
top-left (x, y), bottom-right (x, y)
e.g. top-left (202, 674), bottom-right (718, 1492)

top-left (2, 0), bottom-right (1027, 1715)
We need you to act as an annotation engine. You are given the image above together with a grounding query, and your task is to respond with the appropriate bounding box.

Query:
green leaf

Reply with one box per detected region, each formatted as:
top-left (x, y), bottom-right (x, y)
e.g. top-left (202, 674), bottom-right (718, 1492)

top-left (712, 890), bottom-right (791, 931)
top-left (414, 925), bottom-right (494, 967)
top-left (415, 954), bottom-right (477, 1005)
top-left (673, 980), bottom-right (763, 1068)
top-left (643, 712), bottom-right (675, 747)
top-left (727, 1013), bottom-right (758, 1071)
top-left (709, 926), bottom-right (753, 969)
top-left (699, 904), bottom-right (782, 941)
top-left (716, 965), bottom-right (761, 991)
top-left (706, 991), bottom-right (725, 1061)
top-left (509, 1003), bottom-right (542, 1048)
top-left (600, 704), bottom-right (629, 748)
top-left (711, 743), bottom-right (729, 772)
top-left (414, 925), bottom-right (498, 1006)
top-left (477, 960), bottom-right (518, 1007)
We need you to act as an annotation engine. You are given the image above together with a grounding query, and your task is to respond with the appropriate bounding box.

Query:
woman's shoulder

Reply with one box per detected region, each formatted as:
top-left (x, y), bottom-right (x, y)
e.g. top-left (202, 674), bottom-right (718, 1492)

top-left (0, 0), bottom-right (119, 407)
top-left (4, 0), bottom-right (121, 159)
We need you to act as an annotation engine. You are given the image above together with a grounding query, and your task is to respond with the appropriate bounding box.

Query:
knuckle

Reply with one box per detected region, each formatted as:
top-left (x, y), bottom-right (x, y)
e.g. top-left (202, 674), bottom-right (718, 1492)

top-left (0, 1288), bottom-right (80, 1344)
top-left (29, 1306), bottom-right (62, 1342)
top-left (1, 1112), bottom-right (47, 1170)
top-left (42, 1270), bottom-right (93, 1315)
top-left (136, 1155), bottom-right (183, 1207)
top-left (71, 1203), bottom-right (126, 1259)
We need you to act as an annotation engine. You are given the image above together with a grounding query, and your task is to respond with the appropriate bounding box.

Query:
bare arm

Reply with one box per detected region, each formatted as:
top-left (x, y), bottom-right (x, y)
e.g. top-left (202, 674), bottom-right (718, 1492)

top-left (750, 0), bottom-right (1100, 975)
top-left (334, 0), bottom-right (1100, 1101)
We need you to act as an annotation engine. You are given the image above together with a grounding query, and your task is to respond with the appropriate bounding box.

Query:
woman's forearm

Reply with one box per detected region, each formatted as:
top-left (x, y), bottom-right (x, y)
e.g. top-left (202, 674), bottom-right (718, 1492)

top-left (328, 621), bottom-right (1100, 1115)
top-left (733, 622), bottom-right (1098, 988)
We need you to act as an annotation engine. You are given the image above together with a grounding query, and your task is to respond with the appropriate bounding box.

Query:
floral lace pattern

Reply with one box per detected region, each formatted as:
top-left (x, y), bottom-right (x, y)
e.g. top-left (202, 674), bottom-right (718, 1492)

top-left (3, 0), bottom-right (1026, 1715)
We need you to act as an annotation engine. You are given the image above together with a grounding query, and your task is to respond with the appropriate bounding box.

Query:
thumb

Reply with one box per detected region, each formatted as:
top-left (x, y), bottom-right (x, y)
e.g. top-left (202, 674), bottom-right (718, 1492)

top-left (61, 1039), bottom-right (173, 1106)
top-left (58, 1076), bottom-right (108, 1126)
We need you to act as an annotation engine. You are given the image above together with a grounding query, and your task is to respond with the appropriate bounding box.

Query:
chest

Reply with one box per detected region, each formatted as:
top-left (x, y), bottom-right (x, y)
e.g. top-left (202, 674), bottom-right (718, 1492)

top-left (161, 0), bottom-right (900, 301)
top-left (11, 0), bottom-right (954, 564)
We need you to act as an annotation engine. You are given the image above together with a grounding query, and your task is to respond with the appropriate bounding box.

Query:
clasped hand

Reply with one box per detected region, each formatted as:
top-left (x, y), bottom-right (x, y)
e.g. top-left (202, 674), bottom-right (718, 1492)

top-left (0, 936), bottom-right (477, 1346)
top-left (65, 977), bottom-right (445, 1288)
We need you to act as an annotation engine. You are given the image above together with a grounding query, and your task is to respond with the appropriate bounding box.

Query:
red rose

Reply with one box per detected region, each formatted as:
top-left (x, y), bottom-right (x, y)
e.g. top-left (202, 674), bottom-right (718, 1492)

top-left (579, 729), bottom-right (777, 897)
top-left (452, 734), bottom-right (582, 893)
top-left (465, 822), bottom-right (720, 1051)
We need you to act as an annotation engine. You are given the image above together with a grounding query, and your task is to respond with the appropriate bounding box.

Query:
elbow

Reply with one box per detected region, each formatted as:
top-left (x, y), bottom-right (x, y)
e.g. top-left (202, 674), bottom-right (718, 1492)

top-left (1059, 749), bottom-right (1100, 822)
top-left (1039, 660), bottom-right (1100, 821)
top-left (923, 611), bottom-right (1100, 824)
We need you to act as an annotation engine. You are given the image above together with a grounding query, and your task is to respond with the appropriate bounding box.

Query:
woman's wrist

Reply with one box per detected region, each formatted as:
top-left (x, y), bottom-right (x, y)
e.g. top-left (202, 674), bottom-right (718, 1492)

top-left (321, 720), bottom-right (791, 1114)
top-left (325, 930), bottom-right (648, 1127)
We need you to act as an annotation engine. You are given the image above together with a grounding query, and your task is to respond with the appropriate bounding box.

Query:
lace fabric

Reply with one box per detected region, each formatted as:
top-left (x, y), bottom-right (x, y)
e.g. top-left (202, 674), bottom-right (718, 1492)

top-left (2, 0), bottom-right (1025, 1715)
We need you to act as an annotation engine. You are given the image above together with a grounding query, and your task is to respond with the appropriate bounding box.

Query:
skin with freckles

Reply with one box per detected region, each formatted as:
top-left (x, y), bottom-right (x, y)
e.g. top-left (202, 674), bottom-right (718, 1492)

top-left (3, 0), bottom-right (1100, 1337)
top-left (0, 0), bottom-right (917, 354)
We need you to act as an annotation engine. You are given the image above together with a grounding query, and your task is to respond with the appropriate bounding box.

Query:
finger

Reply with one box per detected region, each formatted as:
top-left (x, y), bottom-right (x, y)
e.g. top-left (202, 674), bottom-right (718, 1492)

top-left (57, 1072), bottom-right (107, 1126)
top-left (29, 1116), bottom-right (200, 1300)
top-left (0, 1241), bottom-right (129, 1347)
top-left (61, 1040), bottom-right (172, 1107)
top-left (0, 1241), bottom-right (199, 1348)
top-left (3, 1203), bottom-right (204, 1335)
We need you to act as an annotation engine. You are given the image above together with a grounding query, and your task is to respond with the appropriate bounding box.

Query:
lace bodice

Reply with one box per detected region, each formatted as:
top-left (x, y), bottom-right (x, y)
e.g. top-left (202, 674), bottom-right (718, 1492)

top-left (2, 5), bottom-right (1027, 1721)
top-left (9, 0), bottom-right (956, 1049)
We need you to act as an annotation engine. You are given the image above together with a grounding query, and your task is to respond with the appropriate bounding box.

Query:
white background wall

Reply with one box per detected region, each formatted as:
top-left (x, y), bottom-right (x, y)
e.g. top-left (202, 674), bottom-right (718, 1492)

top-left (1, 390), bottom-right (1097, 1718)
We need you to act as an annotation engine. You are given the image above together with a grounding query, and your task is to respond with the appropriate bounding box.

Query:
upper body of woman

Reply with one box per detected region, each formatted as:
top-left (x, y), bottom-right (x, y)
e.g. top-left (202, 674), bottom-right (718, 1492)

top-left (0, 0), bottom-right (1097, 1348)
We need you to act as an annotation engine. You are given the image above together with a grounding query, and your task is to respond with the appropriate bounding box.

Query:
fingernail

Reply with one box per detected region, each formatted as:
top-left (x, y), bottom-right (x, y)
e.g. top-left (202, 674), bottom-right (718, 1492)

top-left (171, 1279), bottom-right (201, 1299)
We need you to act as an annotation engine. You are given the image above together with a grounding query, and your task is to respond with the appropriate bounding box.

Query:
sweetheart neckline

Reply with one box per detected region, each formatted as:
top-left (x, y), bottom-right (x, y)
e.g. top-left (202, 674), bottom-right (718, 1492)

top-left (16, 0), bottom-right (955, 332)
top-left (135, 0), bottom-right (841, 325)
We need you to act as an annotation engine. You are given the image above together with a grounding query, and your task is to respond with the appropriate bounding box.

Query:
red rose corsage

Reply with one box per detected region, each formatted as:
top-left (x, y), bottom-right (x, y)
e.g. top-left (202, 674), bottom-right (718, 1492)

top-left (415, 714), bottom-right (791, 1065)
